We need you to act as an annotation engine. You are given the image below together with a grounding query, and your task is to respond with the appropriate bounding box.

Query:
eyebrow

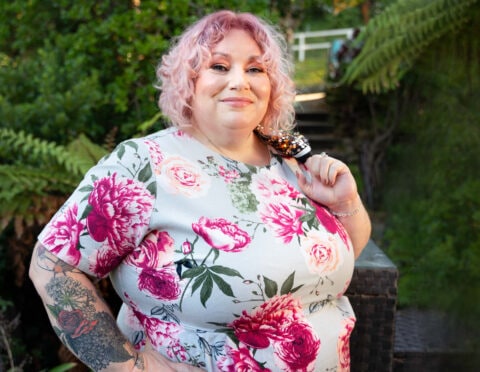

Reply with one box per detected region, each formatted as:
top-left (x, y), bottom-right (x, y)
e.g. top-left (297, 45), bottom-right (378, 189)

top-left (211, 52), bottom-right (263, 62)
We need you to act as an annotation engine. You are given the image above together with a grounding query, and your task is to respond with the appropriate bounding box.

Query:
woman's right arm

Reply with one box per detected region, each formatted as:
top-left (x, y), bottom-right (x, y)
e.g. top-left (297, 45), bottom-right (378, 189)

top-left (29, 242), bottom-right (144, 370)
top-left (29, 242), bottom-right (202, 372)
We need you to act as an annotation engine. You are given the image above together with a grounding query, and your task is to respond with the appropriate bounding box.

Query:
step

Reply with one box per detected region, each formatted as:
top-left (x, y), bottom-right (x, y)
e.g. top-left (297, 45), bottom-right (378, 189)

top-left (393, 308), bottom-right (478, 371)
top-left (296, 120), bottom-right (334, 135)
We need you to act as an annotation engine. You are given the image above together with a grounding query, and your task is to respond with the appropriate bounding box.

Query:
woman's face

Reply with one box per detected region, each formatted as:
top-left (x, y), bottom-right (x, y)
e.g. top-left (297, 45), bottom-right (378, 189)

top-left (191, 29), bottom-right (271, 134)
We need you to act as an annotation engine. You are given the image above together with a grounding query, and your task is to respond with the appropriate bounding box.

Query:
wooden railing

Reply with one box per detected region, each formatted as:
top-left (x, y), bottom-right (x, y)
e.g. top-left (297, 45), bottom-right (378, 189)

top-left (292, 28), bottom-right (354, 61)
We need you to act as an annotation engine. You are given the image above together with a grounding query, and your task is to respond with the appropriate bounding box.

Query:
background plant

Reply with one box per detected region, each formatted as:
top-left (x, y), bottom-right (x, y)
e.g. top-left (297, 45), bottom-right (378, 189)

top-left (335, 0), bottom-right (480, 342)
top-left (382, 27), bottom-right (480, 327)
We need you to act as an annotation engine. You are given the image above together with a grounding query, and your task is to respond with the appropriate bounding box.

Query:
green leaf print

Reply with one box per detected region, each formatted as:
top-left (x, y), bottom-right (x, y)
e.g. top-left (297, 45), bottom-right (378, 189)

top-left (182, 266), bottom-right (206, 279)
top-left (146, 181), bottom-right (157, 195)
top-left (227, 178), bottom-right (258, 213)
top-left (209, 265), bottom-right (243, 278)
top-left (80, 204), bottom-right (92, 220)
top-left (138, 162), bottom-right (152, 183)
top-left (200, 274), bottom-right (213, 308)
top-left (78, 185), bottom-right (93, 193)
top-left (124, 140), bottom-right (139, 151)
top-left (281, 272), bottom-right (295, 295)
top-left (211, 273), bottom-right (235, 297)
top-left (191, 272), bottom-right (208, 294)
top-left (117, 143), bottom-right (126, 159)
top-left (181, 264), bottom-right (242, 309)
top-left (263, 276), bottom-right (278, 298)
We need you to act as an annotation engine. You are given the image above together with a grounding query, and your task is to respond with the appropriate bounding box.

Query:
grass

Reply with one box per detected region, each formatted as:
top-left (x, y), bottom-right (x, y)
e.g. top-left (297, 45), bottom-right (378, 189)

top-left (293, 48), bottom-right (330, 92)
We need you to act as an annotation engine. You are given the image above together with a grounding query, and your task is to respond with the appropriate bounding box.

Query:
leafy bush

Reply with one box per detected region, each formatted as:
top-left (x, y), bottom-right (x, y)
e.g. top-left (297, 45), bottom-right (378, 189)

top-left (382, 28), bottom-right (480, 331)
top-left (0, 1), bottom-right (274, 145)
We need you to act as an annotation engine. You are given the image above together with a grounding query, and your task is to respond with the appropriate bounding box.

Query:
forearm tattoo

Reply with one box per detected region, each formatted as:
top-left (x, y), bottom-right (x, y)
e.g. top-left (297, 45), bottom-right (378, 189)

top-left (36, 247), bottom-right (140, 371)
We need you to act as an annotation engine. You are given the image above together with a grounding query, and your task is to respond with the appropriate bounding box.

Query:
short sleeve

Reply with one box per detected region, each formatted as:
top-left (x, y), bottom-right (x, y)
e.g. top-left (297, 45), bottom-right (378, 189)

top-left (38, 139), bottom-right (156, 278)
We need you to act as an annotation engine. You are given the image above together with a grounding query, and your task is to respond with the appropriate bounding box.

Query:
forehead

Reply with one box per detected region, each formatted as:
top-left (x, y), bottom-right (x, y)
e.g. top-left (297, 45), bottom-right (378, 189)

top-left (211, 29), bottom-right (263, 56)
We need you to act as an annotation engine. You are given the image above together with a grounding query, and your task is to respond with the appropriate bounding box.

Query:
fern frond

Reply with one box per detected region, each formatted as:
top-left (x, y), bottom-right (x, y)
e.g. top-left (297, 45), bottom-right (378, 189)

top-left (66, 133), bottom-right (108, 170)
top-left (342, 0), bottom-right (479, 93)
top-left (0, 129), bottom-right (107, 234)
top-left (0, 128), bottom-right (97, 175)
top-left (0, 165), bottom-right (78, 197)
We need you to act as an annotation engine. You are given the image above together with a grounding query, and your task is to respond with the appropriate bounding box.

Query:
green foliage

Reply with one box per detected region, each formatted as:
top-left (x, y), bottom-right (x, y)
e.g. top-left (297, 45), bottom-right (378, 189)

top-left (382, 26), bottom-right (480, 329)
top-left (0, 1), bottom-right (276, 145)
top-left (294, 49), bottom-right (329, 90)
top-left (342, 0), bottom-right (480, 93)
top-left (46, 363), bottom-right (78, 372)
top-left (0, 128), bottom-right (107, 232)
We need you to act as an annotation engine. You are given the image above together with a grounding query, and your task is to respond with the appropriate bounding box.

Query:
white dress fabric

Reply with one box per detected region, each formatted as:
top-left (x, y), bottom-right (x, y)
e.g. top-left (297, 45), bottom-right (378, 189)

top-left (39, 127), bottom-right (356, 371)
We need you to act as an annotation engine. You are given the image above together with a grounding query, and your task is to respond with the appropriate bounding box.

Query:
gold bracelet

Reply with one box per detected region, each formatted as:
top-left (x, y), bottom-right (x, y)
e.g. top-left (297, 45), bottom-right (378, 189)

top-left (330, 207), bottom-right (360, 217)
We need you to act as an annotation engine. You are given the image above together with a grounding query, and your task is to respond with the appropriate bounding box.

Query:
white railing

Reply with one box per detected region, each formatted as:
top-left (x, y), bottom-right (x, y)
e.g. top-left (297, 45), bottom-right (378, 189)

top-left (292, 28), bottom-right (354, 62)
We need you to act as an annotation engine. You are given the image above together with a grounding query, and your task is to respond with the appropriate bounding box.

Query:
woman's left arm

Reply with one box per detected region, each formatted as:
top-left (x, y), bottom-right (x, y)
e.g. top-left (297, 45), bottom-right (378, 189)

top-left (296, 153), bottom-right (372, 258)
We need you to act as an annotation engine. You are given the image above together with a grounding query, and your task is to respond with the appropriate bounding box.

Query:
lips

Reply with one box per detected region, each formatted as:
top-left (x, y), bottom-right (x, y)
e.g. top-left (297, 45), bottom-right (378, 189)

top-left (221, 97), bottom-right (253, 107)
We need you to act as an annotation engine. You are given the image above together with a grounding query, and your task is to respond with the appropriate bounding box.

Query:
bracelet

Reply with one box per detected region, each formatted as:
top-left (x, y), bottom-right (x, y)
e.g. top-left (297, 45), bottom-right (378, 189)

top-left (330, 207), bottom-right (360, 217)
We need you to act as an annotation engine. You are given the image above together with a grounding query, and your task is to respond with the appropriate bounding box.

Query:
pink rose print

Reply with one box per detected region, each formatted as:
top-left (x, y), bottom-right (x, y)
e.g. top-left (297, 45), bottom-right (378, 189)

top-left (91, 249), bottom-right (124, 278)
top-left (313, 202), bottom-right (338, 234)
top-left (125, 230), bottom-right (175, 269)
top-left (86, 173), bottom-right (154, 276)
top-left (229, 294), bottom-right (304, 349)
top-left (218, 166), bottom-right (240, 183)
top-left (218, 344), bottom-right (272, 372)
top-left (337, 317), bottom-right (356, 371)
top-left (42, 203), bottom-right (84, 266)
top-left (126, 294), bottom-right (188, 361)
top-left (144, 139), bottom-right (165, 174)
top-left (158, 155), bottom-right (210, 197)
top-left (273, 321), bottom-right (320, 372)
top-left (314, 202), bottom-right (351, 250)
top-left (175, 129), bottom-right (187, 138)
top-left (259, 200), bottom-right (304, 244)
top-left (192, 217), bottom-right (251, 252)
top-left (251, 169), bottom-right (301, 202)
top-left (123, 306), bottom-right (146, 350)
top-left (300, 230), bottom-right (343, 275)
top-left (182, 240), bottom-right (192, 255)
top-left (138, 266), bottom-right (181, 301)
top-left (137, 315), bottom-right (188, 362)
top-left (216, 347), bottom-right (234, 372)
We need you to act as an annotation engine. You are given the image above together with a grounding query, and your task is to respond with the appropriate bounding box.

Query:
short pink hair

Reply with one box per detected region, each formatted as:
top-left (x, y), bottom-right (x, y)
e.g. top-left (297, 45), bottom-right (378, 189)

top-left (157, 10), bottom-right (296, 132)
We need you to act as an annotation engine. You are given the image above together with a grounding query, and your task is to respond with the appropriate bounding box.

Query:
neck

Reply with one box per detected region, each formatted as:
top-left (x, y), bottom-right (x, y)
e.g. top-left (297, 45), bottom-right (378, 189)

top-left (191, 126), bottom-right (271, 166)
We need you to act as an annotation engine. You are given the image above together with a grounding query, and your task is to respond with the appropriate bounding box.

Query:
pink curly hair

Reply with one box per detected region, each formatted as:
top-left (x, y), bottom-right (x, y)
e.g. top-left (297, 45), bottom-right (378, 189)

top-left (156, 10), bottom-right (296, 132)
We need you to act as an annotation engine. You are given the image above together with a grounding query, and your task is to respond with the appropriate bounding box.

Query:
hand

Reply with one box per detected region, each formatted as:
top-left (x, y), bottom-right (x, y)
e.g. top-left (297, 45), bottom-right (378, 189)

top-left (296, 153), bottom-right (359, 211)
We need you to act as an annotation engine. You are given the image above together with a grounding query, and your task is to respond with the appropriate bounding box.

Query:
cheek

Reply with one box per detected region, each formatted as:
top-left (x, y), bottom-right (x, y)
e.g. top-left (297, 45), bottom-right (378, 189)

top-left (195, 73), bottom-right (224, 96)
top-left (256, 78), bottom-right (272, 101)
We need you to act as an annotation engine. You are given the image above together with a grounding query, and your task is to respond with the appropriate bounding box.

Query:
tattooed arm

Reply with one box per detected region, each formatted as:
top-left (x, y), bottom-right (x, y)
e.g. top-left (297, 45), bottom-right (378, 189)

top-left (29, 242), bottom-right (204, 372)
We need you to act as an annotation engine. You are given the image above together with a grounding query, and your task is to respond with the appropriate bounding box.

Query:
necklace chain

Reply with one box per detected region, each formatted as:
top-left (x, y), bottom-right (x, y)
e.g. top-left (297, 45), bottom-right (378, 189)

top-left (194, 126), bottom-right (271, 165)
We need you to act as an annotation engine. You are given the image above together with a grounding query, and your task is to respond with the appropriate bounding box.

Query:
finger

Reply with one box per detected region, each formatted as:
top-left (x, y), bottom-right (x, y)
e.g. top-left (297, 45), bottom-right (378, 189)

top-left (319, 158), bottom-right (335, 185)
top-left (327, 161), bottom-right (348, 185)
top-left (327, 161), bottom-right (341, 185)
top-left (144, 337), bottom-right (153, 351)
top-left (295, 170), bottom-right (313, 196)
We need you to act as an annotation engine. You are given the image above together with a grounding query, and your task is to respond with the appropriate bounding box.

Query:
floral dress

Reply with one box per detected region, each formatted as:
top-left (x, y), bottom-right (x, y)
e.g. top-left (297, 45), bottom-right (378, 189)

top-left (39, 127), bottom-right (356, 372)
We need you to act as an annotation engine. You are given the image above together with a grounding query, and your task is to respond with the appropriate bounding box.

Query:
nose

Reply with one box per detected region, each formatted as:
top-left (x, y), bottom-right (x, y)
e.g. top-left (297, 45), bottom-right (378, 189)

top-left (229, 67), bottom-right (249, 90)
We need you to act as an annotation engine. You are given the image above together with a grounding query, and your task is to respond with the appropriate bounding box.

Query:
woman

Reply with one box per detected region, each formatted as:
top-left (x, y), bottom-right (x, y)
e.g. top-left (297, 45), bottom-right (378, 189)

top-left (30, 10), bottom-right (371, 371)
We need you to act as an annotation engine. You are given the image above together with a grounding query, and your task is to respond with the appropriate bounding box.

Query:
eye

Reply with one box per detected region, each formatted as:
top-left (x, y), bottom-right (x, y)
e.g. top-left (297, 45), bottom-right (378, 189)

top-left (210, 64), bottom-right (228, 72)
top-left (247, 66), bottom-right (265, 73)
